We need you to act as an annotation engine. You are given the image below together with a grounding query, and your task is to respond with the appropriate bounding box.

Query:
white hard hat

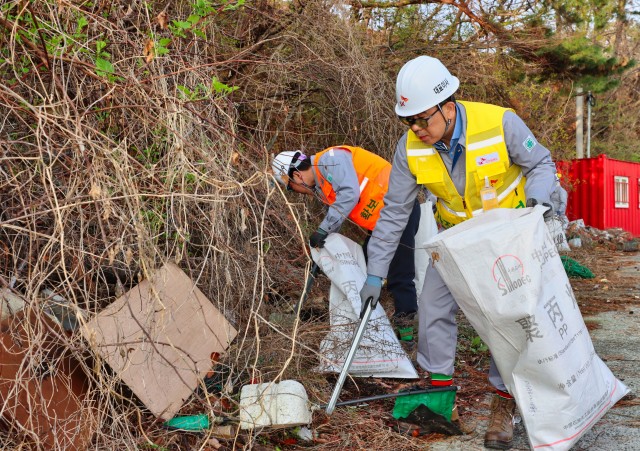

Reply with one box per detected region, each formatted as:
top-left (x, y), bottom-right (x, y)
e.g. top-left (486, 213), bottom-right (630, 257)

top-left (395, 56), bottom-right (460, 117)
top-left (272, 150), bottom-right (306, 186)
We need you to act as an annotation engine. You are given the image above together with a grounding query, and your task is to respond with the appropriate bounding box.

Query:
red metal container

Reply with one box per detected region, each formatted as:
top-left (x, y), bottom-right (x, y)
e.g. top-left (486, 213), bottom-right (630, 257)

top-left (556, 154), bottom-right (640, 237)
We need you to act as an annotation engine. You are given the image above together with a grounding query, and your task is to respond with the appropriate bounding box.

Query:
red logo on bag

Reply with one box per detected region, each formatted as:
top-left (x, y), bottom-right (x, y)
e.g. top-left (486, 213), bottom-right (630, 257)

top-left (492, 255), bottom-right (531, 296)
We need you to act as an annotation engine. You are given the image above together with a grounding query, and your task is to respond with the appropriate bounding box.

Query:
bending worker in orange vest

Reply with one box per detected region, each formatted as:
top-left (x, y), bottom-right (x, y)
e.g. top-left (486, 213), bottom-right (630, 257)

top-left (272, 146), bottom-right (421, 328)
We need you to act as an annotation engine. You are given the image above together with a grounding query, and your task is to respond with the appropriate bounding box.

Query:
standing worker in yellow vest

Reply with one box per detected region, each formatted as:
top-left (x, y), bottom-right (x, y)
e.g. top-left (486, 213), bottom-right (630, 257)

top-left (360, 56), bottom-right (557, 449)
top-left (272, 146), bottom-right (421, 328)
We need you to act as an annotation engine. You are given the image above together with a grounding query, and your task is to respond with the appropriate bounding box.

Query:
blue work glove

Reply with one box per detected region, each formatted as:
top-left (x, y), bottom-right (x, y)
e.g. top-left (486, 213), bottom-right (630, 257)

top-left (359, 275), bottom-right (382, 318)
top-left (526, 198), bottom-right (553, 221)
top-left (309, 228), bottom-right (328, 248)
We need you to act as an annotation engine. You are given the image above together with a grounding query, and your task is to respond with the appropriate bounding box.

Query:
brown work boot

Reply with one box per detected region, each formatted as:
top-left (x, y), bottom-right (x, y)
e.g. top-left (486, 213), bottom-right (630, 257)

top-left (484, 395), bottom-right (516, 450)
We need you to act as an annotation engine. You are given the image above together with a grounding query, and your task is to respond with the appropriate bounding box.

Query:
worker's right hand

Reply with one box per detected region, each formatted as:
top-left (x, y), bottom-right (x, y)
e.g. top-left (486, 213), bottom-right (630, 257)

top-left (359, 275), bottom-right (382, 317)
top-left (309, 228), bottom-right (328, 248)
top-left (526, 198), bottom-right (553, 220)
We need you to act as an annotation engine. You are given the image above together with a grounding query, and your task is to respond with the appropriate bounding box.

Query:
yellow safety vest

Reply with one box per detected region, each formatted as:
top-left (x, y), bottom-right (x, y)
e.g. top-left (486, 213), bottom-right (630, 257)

top-left (406, 101), bottom-right (527, 228)
top-left (314, 146), bottom-right (391, 231)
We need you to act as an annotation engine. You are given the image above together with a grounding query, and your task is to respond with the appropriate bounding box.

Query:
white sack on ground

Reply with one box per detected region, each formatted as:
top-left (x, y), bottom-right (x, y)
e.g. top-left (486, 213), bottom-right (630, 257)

top-left (311, 234), bottom-right (418, 379)
top-left (413, 200), bottom-right (438, 298)
top-left (424, 205), bottom-right (629, 451)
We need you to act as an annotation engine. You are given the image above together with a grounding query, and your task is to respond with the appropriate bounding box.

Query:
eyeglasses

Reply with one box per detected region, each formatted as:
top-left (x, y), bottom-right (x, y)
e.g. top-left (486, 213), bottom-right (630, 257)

top-left (398, 107), bottom-right (440, 129)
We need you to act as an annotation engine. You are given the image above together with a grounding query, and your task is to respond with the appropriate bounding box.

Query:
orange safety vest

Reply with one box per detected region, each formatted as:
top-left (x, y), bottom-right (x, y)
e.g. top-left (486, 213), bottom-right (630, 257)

top-left (314, 146), bottom-right (391, 231)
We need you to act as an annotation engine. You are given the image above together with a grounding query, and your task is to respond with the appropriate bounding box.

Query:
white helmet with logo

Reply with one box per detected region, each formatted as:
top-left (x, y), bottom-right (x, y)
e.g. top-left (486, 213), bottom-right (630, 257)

top-left (395, 56), bottom-right (460, 117)
top-left (272, 150), bottom-right (306, 186)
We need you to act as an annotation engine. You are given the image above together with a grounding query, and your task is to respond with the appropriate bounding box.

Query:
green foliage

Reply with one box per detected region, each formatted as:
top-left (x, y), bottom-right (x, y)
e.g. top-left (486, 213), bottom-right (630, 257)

top-left (140, 208), bottom-right (166, 238)
top-left (590, 0), bottom-right (618, 30)
top-left (194, 0), bottom-right (216, 15)
top-left (132, 126), bottom-right (168, 167)
top-left (95, 57), bottom-right (115, 77)
top-left (138, 442), bottom-right (169, 451)
top-left (221, 0), bottom-right (246, 11)
top-left (155, 37), bottom-right (172, 56)
top-left (169, 19), bottom-right (193, 38)
top-left (177, 77), bottom-right (238, 100)
top-left (135, 143), bottom-right (162, 166)
top-left (541, 0), bottom-right (589, 27)
top-left (177, 84), bottom-right (206, 100)
top-left (95, 40), bottom-right (118, 81)
top-left (540, 0), bottom-right (619, 31)
top-left (77, 15), bottom-right (89, 32)
top-left (470, 336), bottom-right (489, 354)
top-left (211, 76), bottom-right (239, 95)
top-left (168, 0), bottom-right (244, 40)
top-left (533, 35), bottom-right (631, 91)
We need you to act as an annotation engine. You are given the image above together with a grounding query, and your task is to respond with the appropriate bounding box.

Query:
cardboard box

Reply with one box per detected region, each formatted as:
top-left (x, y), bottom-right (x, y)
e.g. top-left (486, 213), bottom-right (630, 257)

top-left (82, 262), bottom-right (237, 420)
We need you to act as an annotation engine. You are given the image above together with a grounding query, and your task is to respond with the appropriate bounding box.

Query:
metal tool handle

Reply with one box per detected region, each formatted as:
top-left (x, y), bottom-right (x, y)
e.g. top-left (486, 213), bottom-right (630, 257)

top-left (325, 296), bottom-right (375, 415)
top-left (327, 385), bottom-right (458, 408)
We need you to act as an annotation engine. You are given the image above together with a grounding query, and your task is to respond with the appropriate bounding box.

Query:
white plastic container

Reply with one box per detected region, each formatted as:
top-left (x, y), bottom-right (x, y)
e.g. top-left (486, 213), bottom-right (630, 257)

top-left (239, 380), bottom-right (312, 429)
top-left (568, 237), bottom-right (582, 248)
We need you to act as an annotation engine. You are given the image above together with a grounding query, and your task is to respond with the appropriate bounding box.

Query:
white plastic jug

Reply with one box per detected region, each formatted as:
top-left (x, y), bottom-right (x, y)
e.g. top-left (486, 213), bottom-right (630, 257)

top-left (239, 380), bottom-right (312, 429)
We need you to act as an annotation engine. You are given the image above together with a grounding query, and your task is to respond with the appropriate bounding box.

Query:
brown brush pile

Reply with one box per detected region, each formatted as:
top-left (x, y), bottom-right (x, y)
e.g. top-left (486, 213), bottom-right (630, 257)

top-left (0, 1), bottom-right (413, 449)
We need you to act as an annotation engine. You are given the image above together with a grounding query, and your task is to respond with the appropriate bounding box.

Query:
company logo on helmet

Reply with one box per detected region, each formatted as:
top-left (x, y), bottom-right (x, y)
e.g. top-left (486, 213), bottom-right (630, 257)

top-left (399, 95), bottom-right (409, 107)
top-left (433, 78), bottom-right (450, 94)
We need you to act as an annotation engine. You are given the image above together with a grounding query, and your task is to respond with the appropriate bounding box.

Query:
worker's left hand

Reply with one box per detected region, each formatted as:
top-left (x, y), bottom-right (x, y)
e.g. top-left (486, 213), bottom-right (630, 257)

top-left (526, 198), bottom-right (554, 221)
top-left (309, 228), bottom-right (328, 248)
top-left (360, 275), bottom-right (382, 317)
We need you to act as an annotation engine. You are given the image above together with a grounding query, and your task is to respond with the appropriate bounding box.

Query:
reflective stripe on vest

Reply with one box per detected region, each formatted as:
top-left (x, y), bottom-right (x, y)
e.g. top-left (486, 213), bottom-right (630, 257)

top-left (314, 146), bottom-right (391, 231)
top-left (435, 170), bottom-right (524, 218)
top-left (406, 101), bottom-right (527, 228)
top-left (359, 177), bottom-right (369, 194)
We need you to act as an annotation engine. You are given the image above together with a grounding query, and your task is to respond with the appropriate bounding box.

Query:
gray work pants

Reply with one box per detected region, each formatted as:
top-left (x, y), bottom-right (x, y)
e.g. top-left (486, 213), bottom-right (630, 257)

top-left (416, 261), bottom-right (507, 392)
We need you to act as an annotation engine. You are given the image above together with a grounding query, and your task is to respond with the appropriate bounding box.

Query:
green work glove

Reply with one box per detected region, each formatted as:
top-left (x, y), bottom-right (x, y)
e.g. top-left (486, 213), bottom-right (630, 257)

top-left (360, 274), bottom-right (382, 317)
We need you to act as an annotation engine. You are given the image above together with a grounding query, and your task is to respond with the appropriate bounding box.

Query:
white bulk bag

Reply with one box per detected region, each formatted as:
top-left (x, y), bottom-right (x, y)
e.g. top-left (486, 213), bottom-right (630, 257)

top-left (424, 205), bottom-right (628, 451)
top-left (413, 200), bottom-right (438, 298)
top-left (312, 234), bottom-right (418, 379)
top-left (546, 216), bottom-right (570, 252)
